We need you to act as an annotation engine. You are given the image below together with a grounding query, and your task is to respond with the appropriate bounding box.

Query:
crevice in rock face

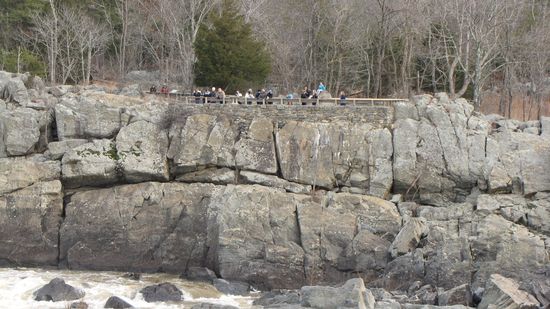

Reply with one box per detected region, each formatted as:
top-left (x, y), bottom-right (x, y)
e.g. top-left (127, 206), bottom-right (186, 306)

top-left (272, 129), bottom-right (284, 179)
top-left (46, 108), bottom-right (58, 144)
top-left (58, 193), bottom-right (72, 267)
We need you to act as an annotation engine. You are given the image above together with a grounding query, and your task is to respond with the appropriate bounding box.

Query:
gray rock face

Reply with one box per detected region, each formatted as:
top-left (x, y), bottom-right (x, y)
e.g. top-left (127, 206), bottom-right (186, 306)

top-left (182, 267), bottom-right (217, 283)
top-left (61, 139), bottom-right (119, 188)
top-left (60, 182), bottom-right (220, 272)
top-left (47, 139), bottom-right (89, 160)
top-left (0, 156), bottom-right (60, 195)
top-left (487, 132), bottom-right (550, 195)
top-left (0, 71), bottom-right (29, 105)
top-left (206, 185), bottom-right (306, 289)
top-left (0, 180), bottom-right (63, 266)
top-left (33, 278), bottom-right (85, 302)
top-left (117, 84), bottom-right (142, 97)
top-left (168, 114), bottom-right (236, 174)
top-left (1, 76), bottom-right (550, 309)
top-left (469, 214), bottom-right (548, 290)
top-left (437, 284), bottom-right (472, 306)
top-left (54, 92), bottom-right (155, 141)
top-left (300, 278), bottom-right (374, 309)
top-left (478, 274), bottom-right (539, 309)
top-left (0, 107), bottom-right (46, 156)
top-left (213, 279), bottom-right (250, 296)
top-left (276, 120), bottom-right (393, 197)
top-left (239, 171), bottom-right (311, 193)
top-left (177, 168), bottom-right (236, 185)
top-left (392, 96), bottom-right (487, 203)
top-left (234, 117), bottom-right (278, 174)
top-left (139, 283), bottom-right (183, 302)
top-left (389, 218), bottom-right (428, 259)
top-left (55, 95), bottom-right (123, 140)
top-left (298, 193), bottom-right (401, 283)
top-left (253, 290), bottom-right (301, 307)
top-left (116, 120), bottom-right (169, 182)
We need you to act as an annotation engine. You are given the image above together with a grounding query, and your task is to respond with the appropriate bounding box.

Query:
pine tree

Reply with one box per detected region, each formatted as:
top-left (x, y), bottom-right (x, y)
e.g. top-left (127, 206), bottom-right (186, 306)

top-left (194, 0), bottom-right (270, 93)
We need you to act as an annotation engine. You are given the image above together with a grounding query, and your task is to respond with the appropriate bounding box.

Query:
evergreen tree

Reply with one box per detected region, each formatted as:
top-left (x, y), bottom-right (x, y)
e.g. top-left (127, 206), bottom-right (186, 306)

top-left (194, 0), bottom-right (270, 93)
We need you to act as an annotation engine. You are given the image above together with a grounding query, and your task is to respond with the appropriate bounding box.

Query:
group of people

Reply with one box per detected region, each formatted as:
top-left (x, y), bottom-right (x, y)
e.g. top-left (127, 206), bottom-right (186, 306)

top-left (191, 87), bottom-right (275, 104)
top-left (150, 81), bottom-right (348, 105)
top-left (299, 82), bottom-right (326, 100)
top-left (149, 85), bottom-right (170, 94)
top-left (193, 87), bottom-right (226, 98)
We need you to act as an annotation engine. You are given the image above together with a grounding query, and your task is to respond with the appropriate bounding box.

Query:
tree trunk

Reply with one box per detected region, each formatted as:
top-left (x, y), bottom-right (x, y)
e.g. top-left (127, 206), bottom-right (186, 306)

top-left (473, 46), bottom-right (482, 111)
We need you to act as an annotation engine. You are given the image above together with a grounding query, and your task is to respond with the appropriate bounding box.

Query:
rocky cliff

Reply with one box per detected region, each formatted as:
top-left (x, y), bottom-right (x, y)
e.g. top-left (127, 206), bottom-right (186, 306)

top-left (1, 71), bottom-right (549, 307)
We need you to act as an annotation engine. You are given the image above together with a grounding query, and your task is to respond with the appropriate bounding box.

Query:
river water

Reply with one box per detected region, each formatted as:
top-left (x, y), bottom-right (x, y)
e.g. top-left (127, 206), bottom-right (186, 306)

top-left (0, 267), bottom-right (257, 308)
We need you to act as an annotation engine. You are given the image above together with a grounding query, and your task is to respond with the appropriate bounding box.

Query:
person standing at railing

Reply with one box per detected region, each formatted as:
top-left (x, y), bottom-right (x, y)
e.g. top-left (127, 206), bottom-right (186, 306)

top-left (216, 88), bottom-right (226, 104)
top-left (266, 89), bottom-right (274, 104)
top-left (339, 91), bottom-right (347, 106)
top-left (160, 85), bottom-right (169, 96)
top-left (245, 89), bottom-right (255, 104)
top-left (257, 89), bottom-right (267, 104)
top-left (193, 89), bottom-right (202, 104)
top-left (301, 86), bottom-right (311, 105)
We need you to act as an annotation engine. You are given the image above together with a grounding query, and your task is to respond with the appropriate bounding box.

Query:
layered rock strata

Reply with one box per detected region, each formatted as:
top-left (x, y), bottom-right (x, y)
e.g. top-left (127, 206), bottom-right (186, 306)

top-left (0, 70), bottom-right (548, 307)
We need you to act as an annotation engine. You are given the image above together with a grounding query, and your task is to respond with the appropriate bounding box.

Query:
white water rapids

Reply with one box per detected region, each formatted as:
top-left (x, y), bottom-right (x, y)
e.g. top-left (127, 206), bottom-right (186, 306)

top-left (0, 267), bottom-right (257, 308)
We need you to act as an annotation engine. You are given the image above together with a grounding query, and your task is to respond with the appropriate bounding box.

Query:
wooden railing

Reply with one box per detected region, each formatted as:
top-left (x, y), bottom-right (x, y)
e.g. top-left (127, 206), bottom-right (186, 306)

top-left (149, 92), bottom-right (407, 106)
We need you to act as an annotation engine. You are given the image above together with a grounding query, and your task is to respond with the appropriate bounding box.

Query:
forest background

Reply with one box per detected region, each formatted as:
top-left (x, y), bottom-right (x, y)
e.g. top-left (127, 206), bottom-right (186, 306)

top-left (1, 0), bottom-right (549, 120)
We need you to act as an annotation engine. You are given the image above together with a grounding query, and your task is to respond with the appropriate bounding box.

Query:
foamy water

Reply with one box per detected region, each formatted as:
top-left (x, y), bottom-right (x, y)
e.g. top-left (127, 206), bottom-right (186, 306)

top-left (0, 268), bottom-right (257, 308)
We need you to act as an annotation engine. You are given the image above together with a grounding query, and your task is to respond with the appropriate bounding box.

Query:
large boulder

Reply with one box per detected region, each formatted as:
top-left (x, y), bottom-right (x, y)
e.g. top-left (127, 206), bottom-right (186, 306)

top-left (54, 93), bottom-right (147, 140)
top-left (0, 72), bottom-right (29, 105)
top-left (213, 279), bottom-right (250, 296)
top-left (104, 296), bottom-right (134, 308)
top-left (469, 214), bottom-right (548, 290)
top-left (139, 282), bottom-right (183, 302)
top-left (60, 182), bottom-right (220, 272)
top-left (33, 278), bottom-right (85, 302)
top-left (115, 120), bottom-right (169, 182)
top-left (61, 139), bottom-right (120, 188)
top-left (0, 156), bottom-right (60, 195)
top-left (55, 95), bottom-right (117, 140)
top-left (206, 185), bottom-right (306, 289)
top-left (389, 218), bottom-right (428, 259)
top-left (276, 120), bottom-right (393, 196)
top-left (298, 193), bottom-right (401, 283)
top-left (486, 132), bottom-right (550, 195)
top-left (478, 274), bottom-right (539, 309)
top-left (0, 107), bottom-right (46, 156)
top-left (0, 180), bottom-right (63, 266)
top-left (168, 114), bottom-right (236, 174)
top-left (300, 278), bottom-right (374, 309)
